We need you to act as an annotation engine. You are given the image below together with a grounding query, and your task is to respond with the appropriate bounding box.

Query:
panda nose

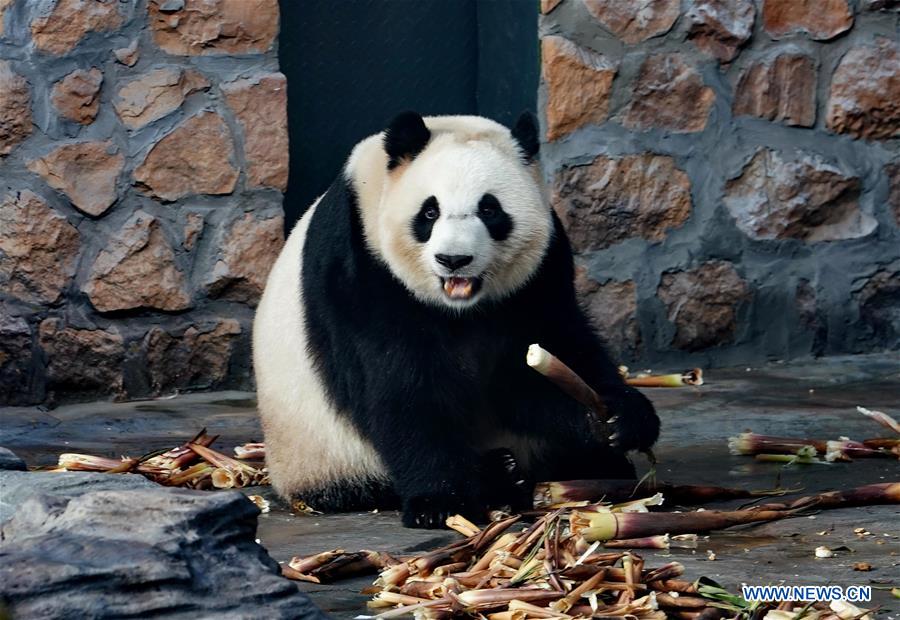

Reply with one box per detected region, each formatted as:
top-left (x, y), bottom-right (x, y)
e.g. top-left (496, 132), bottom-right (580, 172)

top-left (435, 254), bottom-right (473, 271)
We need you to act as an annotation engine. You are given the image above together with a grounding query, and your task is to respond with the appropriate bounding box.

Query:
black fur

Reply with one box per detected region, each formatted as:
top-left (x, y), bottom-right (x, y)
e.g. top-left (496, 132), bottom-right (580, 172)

top-left (476, 194), bottom-right (512, 241)
top-left (412, 196), bottom-right (439, 242)
top-left (301, 172), bottom-right (660, 528)
top-left (384, 111), bottom-right (431, 170)
top-left (511, 111), bottom-right (540, 162)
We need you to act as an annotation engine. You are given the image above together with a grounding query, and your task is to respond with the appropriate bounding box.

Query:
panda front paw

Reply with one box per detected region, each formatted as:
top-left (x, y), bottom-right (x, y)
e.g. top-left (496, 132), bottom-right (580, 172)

top-left (402, 494), bottom-right (482, 529)
top-left (599, 387), bottom-right (660, 452)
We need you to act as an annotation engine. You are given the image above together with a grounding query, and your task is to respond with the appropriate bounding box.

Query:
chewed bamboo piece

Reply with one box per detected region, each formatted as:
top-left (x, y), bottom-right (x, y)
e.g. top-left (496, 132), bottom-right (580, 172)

top-left (526, 344), bottom-right (607, 420)
top-left (857, 406), bottom-right (900, 435)
top-left (624, 369), bottom-right (703, 388)
top-left (234, 442), bottom-right (266, 460)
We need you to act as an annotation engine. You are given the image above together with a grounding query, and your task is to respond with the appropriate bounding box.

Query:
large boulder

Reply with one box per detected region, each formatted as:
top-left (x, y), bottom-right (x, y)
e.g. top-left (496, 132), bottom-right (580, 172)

top-left (0, 480), bottom-right (326, 619)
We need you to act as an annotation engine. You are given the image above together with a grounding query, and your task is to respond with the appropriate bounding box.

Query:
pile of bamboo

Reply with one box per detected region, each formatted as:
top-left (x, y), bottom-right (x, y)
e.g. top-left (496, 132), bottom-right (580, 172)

top-left (284, 502), bottom-right (882, 620)
top-left (53, 429), bottom-right (268, 490)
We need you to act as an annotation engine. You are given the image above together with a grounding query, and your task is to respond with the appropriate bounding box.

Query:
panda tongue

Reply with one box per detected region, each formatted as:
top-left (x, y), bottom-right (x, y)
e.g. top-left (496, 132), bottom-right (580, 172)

top-left (444, 277), bottom-right (473, 299)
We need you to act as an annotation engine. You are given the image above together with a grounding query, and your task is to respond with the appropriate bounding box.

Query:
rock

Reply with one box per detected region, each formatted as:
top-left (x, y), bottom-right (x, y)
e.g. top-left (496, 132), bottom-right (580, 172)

top-left (27, 141), bottom-right (124, 216)
top-left (575, 270), bottom-right (640, 359)
top-left (541, 36), bottom-right (616, 141)
top-left (886, 162), bottom-right (900, 227)
top-left (148, 0), bottom-right (279, 56)
top-left (582, 0), bottom-right (680, 44)
top-left (795, 279), bottom-right (825, 351)
top-left (686, 0), bottom-right (755, 62)
top-left (762, 0), bottom-right (853, 40)
top-left (206, 212), bottom-right (284, 304)
top-left (0, 0), bottom-right (11, 37)
top-left (723, 149), bottom-right (875, 242)
top-left (38, 319), bottom-right (124, 397)
top-left (0, 312), bottom-right (34, 406)
top-left (0, 486), bottom-right (326, 618)
top-left (623, 53), bottom-right (715, 133)
top-left (114, 67), bottom-right (210, 130)
top-left (113, 40), bottom-right (140, 66)
top-left (30, 0), bottom-right (123, 55)
top-left (144, 319), bottom-right (242, 393)
top-left (133, 112), bottom-right (238, 201)
top-left (0, 60), bottom-right (32, 157)
top-left (83, 211), bottom-right (192, 312)
top-left (857, 266), bottom-right (900, 349)
top-left (0, 190), bottom-right (80, 305)
top-left (221, 72), bottom-right (289, 190)
top-left (733, 52), bottom-right (816, 127)
top-left (0, 471), bottom-right (156, 523)
top-left (182, 212), bottom-right (204, 250)
top-left (541, 0), bottom-right (563, 14)
top-left (552, 154), bottom-right (692, 251)
top-left (0, 447), bottom-right (26, 472)
top-left (657, 261), bottom-right (750, 351)
top-left (51, 68), bottom-right (103, 125)
top-left (826, 41), bottom-right (900, 140)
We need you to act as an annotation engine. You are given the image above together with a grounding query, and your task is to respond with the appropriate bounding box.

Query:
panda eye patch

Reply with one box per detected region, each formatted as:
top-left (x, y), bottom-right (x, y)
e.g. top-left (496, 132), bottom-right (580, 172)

top-left (412, 196), bottom-right (440, 243)
top-left (476, 194), bottom-right (512, 241)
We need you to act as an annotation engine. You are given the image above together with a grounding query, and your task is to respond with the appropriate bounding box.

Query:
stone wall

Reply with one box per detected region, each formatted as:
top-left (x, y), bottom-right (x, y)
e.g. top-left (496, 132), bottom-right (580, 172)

top-left (540, 0), bottom-right (899, 367)
top-left (0, 0), bottom-right (287, 406)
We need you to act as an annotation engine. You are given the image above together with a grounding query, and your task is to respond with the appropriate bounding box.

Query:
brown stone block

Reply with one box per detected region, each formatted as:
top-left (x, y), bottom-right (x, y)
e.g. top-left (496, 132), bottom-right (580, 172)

top-left (541, 36), bottom-right (616, 141)
top-left (657, 261), bottom-right (750, 351)
top-left (27, 141), bottom-right (124, 217)
top-left (826, 41), bottom-right (900, 140)
top-left (552, 154), bottom-right (692, 251)
top-left (0, 190), bottom-right (80, 305)
top-left (144, 319), bottom-right (242, 393)
top-left (205, 212), bottom-right (284, 306)
top-left (762, 0), bottom-right (853, 40)
top-left (575, 268), bottom-right (640, 360)
top-left (148, 0), bottom-right (278, 56)
top-left (133, 112), bottom-right (238, 201)
top-left (83, 211), bottom-right (192, 312)
top-left (51, 68), bottom-right (102, 125)
top-left (733, 52), bottom-right (816, 127)
top-left (0, 61), bottom-right (32, 157)
top-left (38, 318), bottom-right (124, 395)
top-left (723, 149), bottom-right (875, 242)
top-left (623, 53), bottom-right (715, 133)
top-left (114, 67), bottom-right (209, 130)
top-left (686, 0), bottom-right (755, 62)
top-left (582, 0), bottom-right (680, 44)
top-left (31, 0), bottom-right (122, 55)
top-left (221, 72), bottom-right (289, 191)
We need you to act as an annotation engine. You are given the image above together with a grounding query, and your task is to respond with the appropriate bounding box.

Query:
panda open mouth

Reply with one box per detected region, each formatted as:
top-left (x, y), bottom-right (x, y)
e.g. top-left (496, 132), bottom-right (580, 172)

top-left (440, 276), bottom-right (483, 300)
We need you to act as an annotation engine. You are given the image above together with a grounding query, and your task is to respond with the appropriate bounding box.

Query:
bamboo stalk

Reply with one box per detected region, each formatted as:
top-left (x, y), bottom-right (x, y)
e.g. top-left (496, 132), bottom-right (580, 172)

top-left (604, 535), bottom-right (670, 550)
top-left (526, 344), bottom-right (607, 421)
top-left (728, 433), bottom-right (828, 455)
top-left (626, 369), bottom-right (703, 388)
top-left (863, 437), bottom-right (900, 449)
top-left (534, 479), bottom-right (783, 508)
top-left (575, 508), bottom-right (794, 541)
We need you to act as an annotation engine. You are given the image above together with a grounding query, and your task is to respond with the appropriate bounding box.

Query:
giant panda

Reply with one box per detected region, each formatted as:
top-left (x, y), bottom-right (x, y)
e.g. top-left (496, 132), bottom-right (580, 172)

top-left (253, 111), bottom-right (660, 528)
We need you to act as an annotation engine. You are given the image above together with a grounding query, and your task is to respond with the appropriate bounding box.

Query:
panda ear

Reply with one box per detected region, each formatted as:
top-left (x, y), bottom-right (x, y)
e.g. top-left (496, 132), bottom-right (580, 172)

top-left (511, 111), bottom-right (540, 163)
top-left (383, 111), bottom-right (431, 170)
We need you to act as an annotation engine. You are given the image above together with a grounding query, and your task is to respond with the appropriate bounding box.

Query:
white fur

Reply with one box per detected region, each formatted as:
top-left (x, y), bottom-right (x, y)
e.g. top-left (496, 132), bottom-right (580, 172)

top-left (253, 198), bottom-right (388, 499)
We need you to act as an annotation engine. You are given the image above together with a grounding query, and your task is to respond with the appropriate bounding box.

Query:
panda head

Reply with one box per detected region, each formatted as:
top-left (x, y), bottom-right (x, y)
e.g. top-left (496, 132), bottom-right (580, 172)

top-left (353, 111), bottom-right (551, 311)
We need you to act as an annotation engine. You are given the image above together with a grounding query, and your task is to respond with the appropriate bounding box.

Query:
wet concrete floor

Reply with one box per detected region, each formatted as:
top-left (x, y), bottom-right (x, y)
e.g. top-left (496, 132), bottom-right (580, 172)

top-left (1, 353), bottom-right (898, 618)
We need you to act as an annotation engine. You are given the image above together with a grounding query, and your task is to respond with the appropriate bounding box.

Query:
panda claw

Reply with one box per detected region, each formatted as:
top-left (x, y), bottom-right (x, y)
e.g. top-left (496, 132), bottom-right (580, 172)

top-left (607, 416), bottom-right (618, 424)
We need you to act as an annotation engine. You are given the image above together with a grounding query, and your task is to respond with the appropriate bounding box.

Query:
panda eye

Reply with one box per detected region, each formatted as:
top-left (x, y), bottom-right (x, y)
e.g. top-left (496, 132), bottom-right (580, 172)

top-left (479, 204), bottom-right (497, 218)
top-left (424, 205), bottom-right (439, 220)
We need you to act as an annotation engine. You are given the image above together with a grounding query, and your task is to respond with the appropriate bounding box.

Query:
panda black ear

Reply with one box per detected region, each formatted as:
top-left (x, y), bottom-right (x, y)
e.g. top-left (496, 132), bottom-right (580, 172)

top-left (383, 111), bottom-right (431, 170)
top-left (511, 111), bottom-right (540, 163)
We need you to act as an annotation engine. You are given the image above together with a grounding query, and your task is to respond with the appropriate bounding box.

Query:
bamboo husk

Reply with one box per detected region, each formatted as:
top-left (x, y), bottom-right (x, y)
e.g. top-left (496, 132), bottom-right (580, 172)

top-left (233, 442), bottom-right (266, 460)
top-left (625, 369), bottom-right (703, 388)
